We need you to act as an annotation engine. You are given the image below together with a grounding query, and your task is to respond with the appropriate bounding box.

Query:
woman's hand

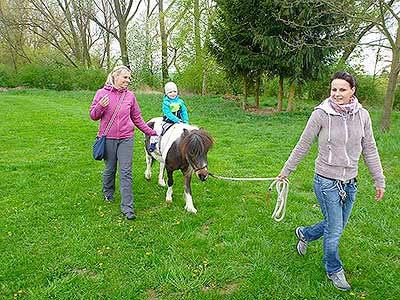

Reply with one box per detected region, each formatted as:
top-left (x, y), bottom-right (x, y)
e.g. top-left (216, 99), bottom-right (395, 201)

top-left (278, 174), bottom-right (287, 181)
top-left (375, 187), bottom-right (385, 201)
top-left (99, 94), bottom-right (109, 107)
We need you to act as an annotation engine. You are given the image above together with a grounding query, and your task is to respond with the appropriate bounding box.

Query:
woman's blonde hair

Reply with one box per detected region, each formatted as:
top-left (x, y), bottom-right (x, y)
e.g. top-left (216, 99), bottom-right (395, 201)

top-left (105, 65), bottom-right (131, 87)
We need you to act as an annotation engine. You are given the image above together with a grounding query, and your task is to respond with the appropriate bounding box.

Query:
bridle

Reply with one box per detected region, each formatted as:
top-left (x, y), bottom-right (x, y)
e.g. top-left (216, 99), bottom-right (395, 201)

top-left (186, 156), bottom-right (208, 172)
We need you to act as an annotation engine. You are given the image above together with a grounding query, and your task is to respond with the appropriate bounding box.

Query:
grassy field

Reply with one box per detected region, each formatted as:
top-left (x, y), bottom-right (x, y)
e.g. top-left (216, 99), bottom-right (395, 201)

top-left (0, 89), bottom-right (398, 300)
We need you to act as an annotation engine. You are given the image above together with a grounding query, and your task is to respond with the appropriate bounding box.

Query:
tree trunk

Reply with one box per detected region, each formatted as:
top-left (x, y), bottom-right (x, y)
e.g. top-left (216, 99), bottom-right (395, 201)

top-left (194, 0), bottom-right (204, 94)
top-left (243, 75), bottom-right (248, 110)
top-left (62, 0), bottom-right (82, 64)
top-left (255, 73), bottom-right (260, 108)
top-left (119, 22), bottom-right (129, 66)
top-left (379, 23), bottom-right (400, 132)
top-left (202, 66), bottom-right (207, 95)
top-left (287, 80), bottom-right (295, 112)
top-left (277, 75), bottom-right (283, 112)
top-left (159, 0), bottom-right (169, 84)
top-left (194, 0), bottom-right (201, 62)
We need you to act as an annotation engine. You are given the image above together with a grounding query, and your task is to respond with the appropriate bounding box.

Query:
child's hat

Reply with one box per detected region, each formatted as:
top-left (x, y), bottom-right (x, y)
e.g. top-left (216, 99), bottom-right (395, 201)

top-left (165, 82), bottom-right (178, 94)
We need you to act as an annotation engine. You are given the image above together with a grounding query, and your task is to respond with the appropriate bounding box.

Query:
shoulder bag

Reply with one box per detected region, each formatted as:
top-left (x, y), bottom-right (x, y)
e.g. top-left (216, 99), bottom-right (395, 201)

top-left (92, 92), bottom-right (126, 160)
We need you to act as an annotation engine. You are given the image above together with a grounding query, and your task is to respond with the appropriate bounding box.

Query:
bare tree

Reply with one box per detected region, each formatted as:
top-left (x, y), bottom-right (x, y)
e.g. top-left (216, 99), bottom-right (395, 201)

top-left (90, 0), bottom-right (143, 66)
top-left (376, 0), bottom-right (400, 132)
top-left (158, 0), bottom-right (190, 84)
top-left (11, 0), bottom-right (98, 67)
top-left (0, 0), bottom-right (32, 70)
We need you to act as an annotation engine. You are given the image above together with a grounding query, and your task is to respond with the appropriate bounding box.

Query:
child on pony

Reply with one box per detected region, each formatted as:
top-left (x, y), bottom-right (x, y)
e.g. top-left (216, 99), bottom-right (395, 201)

top-left (149, 82), bottom-right (189, 152)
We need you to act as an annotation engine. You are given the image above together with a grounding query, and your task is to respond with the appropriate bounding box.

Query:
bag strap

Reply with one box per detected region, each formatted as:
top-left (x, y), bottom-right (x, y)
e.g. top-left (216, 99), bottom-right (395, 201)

top-left (102, 91), bottom-right (126, 136)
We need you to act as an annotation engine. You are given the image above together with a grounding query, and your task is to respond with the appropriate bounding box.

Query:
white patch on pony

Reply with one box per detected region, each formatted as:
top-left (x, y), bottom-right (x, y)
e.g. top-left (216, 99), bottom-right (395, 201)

top-left (144, 151), bottom-right (152, 180)
top-left (147, 117), bottom-right (198, 163)
top-left (166, 186), bottom-right (173, 202)
top-left (184, 192), bottom-right (197, 213)
top-left (158, 162), bottom-right (166, 186)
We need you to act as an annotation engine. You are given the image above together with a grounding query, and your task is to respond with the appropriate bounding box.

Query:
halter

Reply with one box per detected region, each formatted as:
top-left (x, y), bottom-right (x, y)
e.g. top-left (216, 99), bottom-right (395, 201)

top-left (186, 155), bottom-right (208, 172)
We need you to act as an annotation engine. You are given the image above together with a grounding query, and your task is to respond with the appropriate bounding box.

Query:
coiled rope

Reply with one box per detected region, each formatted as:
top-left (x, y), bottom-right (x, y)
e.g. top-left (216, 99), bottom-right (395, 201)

top-left (208, 173), bottom-right (289, 222)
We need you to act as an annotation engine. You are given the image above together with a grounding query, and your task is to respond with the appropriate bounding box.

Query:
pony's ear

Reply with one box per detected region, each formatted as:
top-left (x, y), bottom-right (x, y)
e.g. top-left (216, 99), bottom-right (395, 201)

top-left (182, 128), bottom-right (189, 137)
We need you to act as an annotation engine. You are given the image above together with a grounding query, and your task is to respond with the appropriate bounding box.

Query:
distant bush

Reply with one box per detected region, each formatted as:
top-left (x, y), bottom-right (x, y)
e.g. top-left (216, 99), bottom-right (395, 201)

top-left (356, 75), bottom-right (386, 107)
top-left (0, 64), bottom-right (16, 87)
top-left (2, 64), bottom-right (107, 91)
top-left (394, 86), bottom-right (400, 110)
top-left (174, 61), bottom-right (233, 95)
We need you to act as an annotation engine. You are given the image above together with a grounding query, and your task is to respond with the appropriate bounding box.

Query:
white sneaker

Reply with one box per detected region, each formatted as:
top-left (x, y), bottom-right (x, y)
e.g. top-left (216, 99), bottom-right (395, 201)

top-left (327, 270), bottom-right (352, 291)
top-left (295, 227), bottom-right (307, 256)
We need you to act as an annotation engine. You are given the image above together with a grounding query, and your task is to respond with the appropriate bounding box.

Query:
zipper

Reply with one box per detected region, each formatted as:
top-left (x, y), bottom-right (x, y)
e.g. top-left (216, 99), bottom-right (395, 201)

top-left (343, 118), bottom-right (351, 166)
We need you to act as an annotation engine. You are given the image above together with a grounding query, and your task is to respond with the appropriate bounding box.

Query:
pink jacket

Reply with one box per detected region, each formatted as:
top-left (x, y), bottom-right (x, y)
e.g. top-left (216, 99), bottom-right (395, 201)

top-left (90, 85), bottom-right (157, 139)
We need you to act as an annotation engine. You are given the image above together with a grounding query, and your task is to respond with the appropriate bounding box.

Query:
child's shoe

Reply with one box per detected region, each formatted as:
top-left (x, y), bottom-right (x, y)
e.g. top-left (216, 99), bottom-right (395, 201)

top-left (149, 143), bottom-right (157, 152)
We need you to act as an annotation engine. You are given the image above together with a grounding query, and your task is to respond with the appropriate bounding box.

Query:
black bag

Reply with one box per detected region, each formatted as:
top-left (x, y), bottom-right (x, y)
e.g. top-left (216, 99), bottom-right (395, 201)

top-left (92, 135), bottom-right (107, 160)
top-left (92, 92), bottom-right (126, 161)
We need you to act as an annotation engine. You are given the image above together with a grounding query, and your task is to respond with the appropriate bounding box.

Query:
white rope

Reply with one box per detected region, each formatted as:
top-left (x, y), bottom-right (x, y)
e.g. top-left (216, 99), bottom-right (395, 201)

top-left (209, 173), bottom-right (289, 222)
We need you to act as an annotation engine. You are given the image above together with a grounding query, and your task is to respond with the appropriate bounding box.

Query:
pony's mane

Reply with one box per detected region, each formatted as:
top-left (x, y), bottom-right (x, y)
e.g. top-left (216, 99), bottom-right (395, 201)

top-left (180, 129), bottom-right (214, 157)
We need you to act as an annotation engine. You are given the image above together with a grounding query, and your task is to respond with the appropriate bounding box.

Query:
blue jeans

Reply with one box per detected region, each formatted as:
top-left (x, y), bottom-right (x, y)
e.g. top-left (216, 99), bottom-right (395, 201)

top-left (301, 174), bottom-right (357, 275)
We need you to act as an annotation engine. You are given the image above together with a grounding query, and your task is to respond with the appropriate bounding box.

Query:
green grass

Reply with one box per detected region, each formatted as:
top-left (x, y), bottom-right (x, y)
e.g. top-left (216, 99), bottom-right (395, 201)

top-left (0, 89), bottom-right (398, 300)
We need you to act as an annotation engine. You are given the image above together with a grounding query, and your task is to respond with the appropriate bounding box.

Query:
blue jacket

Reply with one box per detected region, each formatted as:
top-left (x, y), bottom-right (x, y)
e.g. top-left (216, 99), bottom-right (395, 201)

top-left (162, 95), bottom-right (189, 123)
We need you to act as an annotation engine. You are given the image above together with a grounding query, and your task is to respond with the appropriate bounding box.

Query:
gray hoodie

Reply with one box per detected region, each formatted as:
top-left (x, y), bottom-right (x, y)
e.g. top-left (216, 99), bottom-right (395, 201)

top-left (280, 99), bottom-right (385, 188)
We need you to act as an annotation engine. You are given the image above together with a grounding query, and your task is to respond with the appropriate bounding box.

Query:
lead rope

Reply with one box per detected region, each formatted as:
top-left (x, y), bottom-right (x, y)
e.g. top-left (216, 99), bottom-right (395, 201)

top-left (208, 173), bottom-right (289, 222)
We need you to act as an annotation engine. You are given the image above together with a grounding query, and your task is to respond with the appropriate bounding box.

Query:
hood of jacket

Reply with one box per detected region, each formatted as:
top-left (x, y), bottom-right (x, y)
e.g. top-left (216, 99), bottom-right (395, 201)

top-left (103, 84), bottom-right (127, 93)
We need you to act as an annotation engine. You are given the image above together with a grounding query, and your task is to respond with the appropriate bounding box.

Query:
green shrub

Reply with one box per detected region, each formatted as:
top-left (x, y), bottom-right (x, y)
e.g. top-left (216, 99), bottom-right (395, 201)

top-left (174, 61), bottom-right (233, 95)
top-left (394, 86), bottom-right (400, 110)
top-left (15, 64), bottom-right (52, 88)
top-left (73, 68), bottom-right (107, 90)
top-left (356, 75), bottom-right (386, 107)
top-left (0, 64), bottom-right (16, 87)
top-left (10, 64), bottom-right (107, 91)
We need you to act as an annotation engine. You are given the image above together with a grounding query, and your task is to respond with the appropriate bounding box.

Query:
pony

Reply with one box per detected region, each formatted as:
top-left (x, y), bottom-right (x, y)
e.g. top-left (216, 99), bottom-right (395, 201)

top-left (144, 117), bottom-right (214, 213)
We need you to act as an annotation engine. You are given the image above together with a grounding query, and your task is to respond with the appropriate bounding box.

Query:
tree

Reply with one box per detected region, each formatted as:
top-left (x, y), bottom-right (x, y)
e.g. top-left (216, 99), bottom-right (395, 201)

top-left (0, 0), bottom-right (32, 70)
top-left (127, 0), bottom-right (159, 85)
top-left (15, 0), bottom-right (97, 67)
top-left (158, 0), bottom-right (190, 84)
top-left (376, 0), bottom-right (400, 132)
top-left (209, 0), bottom-right (269, 109)
top-left (90, 0), bottom-right (143, 66)
top-left (337, 0), bottom-right (396, 65)
top-left (256, 0), bottom-right (350, 111)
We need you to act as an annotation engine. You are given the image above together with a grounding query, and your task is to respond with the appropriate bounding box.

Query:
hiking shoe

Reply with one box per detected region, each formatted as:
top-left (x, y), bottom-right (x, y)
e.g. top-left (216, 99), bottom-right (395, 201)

top-left (295, 227), bottom-right (308, 256)
top-left (104, 195), bottom-right (114, 202)
top-left (327, 270), bottom-right (352, 291)
top-left (148, 143), bottom-right (156, 152)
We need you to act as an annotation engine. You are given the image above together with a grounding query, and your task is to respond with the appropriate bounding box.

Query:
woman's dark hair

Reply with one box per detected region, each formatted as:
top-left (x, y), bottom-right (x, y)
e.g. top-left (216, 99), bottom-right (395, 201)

top-left (331, 71), bottom-right (357, 90)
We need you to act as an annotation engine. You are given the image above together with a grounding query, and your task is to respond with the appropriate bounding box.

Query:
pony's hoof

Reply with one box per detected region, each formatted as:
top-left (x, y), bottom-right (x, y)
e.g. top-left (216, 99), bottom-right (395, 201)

top-left (185, 206), bottom-right (197, 213)
top-left (158, 180), bottom-right (166, 187)
top-left (144, 172), bottom-right (151, 181)
top-left (165, 198), bottom-right (172, 203)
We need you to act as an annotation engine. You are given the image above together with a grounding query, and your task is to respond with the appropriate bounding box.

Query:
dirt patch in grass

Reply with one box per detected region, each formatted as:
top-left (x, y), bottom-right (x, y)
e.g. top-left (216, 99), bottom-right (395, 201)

top-left (246, 106), bottom-right (279, 115)
top-left (145, 288), bottom-right (159, 300)
top-left (219, 282), bottom-right (239, 295)
top-left (71, 268), bottom-right (97, 278)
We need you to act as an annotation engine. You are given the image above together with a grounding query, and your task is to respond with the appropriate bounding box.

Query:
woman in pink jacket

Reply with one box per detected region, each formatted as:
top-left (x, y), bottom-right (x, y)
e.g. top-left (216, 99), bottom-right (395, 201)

top-left (90, 66), bottom-right (157, 220)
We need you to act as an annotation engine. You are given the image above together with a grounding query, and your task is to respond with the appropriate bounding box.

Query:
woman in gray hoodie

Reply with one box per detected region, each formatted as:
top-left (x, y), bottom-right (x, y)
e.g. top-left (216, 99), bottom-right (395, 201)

top-left (278, 71), bottom-right (385, 291)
